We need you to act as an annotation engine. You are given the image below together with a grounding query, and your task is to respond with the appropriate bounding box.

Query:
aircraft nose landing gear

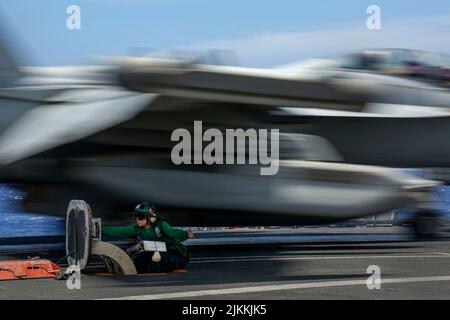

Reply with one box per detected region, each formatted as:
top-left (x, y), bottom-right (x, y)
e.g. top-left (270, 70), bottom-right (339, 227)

top-left (412, 210), bottom-right (442, 239)
top-left (410, 189), bottom-right (445, 239)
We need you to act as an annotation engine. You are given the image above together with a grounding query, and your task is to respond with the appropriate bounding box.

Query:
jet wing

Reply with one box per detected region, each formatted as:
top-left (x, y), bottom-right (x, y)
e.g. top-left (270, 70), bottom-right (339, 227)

top-left (117, 56), bottom-right (450, 113)
top-left (117, 57), bottom-right (371, 111)
top-left (0, 88), bottom-right (157, 165)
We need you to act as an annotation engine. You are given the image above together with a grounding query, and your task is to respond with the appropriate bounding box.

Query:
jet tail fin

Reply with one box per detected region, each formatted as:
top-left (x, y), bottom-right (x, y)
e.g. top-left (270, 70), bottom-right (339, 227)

top-left (0, 16), bottom-right (22, 87)
top-left (0, 45), bottom-right (21, 87)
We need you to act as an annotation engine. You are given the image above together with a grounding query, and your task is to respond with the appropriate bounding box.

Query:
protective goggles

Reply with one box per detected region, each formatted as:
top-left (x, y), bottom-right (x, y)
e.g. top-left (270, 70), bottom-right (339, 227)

top-left (134, 212), bottom-right (147, 220)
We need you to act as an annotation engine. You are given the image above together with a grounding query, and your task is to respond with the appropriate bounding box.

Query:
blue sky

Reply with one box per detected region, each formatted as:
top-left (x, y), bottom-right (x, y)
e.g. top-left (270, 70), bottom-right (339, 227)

top-left (0, 0), bottom-right (449, 67)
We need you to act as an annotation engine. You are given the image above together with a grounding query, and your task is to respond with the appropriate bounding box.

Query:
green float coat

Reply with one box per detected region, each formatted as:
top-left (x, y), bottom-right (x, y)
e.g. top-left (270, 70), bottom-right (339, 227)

top-left (102, 220), bottom-right (189, 259)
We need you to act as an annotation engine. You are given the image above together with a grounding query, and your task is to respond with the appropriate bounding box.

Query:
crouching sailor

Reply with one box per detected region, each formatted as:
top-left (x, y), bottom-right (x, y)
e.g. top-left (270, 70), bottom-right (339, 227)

top-left (102, 202), bottom-right (193, 273)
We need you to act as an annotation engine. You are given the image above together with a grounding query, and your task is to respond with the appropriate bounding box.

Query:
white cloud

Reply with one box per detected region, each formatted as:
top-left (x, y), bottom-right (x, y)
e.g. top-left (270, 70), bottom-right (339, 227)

top-left (179, 15), bottom-right (450, 67)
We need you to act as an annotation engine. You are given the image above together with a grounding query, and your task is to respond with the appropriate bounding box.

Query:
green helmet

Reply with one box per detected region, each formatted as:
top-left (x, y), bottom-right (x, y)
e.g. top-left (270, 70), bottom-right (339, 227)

top-left (134, 202), bottom-right (158, 219)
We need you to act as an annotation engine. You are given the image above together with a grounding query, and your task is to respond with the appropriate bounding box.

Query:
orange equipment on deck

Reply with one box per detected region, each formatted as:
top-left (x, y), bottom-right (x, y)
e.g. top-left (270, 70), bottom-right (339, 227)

top-left (0, 258), bottom-right (62, 281)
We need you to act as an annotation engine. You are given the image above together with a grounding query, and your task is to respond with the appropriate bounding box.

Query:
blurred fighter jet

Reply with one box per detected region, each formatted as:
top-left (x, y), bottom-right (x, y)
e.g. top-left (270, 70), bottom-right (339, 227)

top-left (0, 33), bottom-right (447, 235)
top-left (118, 49), bottom-right (450, 168)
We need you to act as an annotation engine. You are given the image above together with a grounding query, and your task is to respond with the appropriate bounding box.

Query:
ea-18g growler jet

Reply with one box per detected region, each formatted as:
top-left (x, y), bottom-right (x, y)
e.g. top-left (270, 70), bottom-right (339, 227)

top-left (0, 35), bottom-right (448, 235)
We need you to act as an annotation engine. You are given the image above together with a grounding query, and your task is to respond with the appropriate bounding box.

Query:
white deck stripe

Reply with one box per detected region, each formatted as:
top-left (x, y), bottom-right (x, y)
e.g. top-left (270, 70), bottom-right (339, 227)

top-left (190, 254), bottom-right (450, 263)
top-left (102, 275), bottom-right (450, 300)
